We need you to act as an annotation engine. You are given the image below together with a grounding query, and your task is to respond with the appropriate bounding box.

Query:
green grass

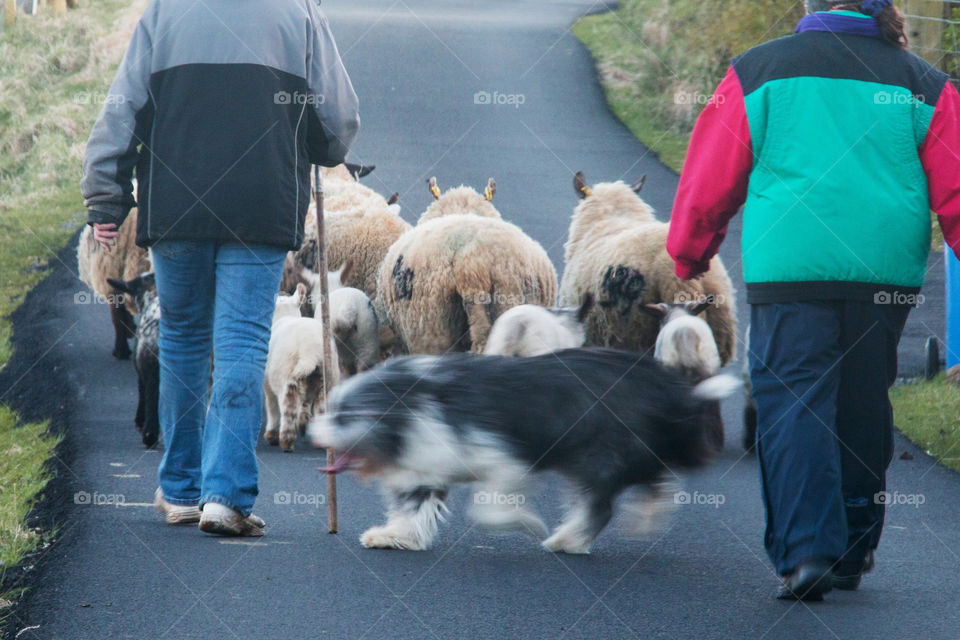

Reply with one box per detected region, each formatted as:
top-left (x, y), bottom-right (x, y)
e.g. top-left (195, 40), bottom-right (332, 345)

top-left (573, 0), bottom-right (803, 173)
top-left (891, 374), bottom-right (960, 474)
top-left (0, 0), bottom-right (139, 613)
top-left (574, 1), bottom-right (946, 249)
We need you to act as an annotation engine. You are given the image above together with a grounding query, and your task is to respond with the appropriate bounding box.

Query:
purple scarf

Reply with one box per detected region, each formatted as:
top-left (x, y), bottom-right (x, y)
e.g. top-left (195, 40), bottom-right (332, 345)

top-left (795, 11), bottom-right (883, 38)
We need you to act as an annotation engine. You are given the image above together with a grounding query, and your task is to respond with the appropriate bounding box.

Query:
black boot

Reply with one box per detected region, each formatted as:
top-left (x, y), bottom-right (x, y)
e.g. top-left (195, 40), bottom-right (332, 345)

top-left (777, 556), bottom-right (835, 601)
top-left (833, 549), bottom-right (875, 591)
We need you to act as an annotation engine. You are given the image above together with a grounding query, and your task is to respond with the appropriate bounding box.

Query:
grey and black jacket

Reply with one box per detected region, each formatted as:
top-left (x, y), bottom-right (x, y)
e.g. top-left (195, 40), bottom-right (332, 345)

top-left (81, 0), bottom-right (360, 250)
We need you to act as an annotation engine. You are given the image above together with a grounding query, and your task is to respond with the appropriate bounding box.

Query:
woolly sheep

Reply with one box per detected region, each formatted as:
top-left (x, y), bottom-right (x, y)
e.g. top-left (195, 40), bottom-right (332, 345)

top-left (558, 172), bottom-right (737, 365)
top-left (644, 301), bottom-right (725, 449)
top-left (484, 294), bottom-right (594, 357)
top-left (283, 164), bottom-right (406, 298)
top-left (106, 272), bottom-right (160, 448)
top-left (77, 204), bottom-right (152, 359)
top-left (376, 177), bottom-right (558, 355)
top-left (319, 287), bottom-right (380, 378)
top-left (264, 284), bottom-right (339, 452)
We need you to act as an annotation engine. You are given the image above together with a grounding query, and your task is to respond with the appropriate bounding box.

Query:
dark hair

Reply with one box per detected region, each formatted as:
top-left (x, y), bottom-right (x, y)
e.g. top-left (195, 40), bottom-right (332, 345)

top-left (837, 3), bottom-right (908, 48)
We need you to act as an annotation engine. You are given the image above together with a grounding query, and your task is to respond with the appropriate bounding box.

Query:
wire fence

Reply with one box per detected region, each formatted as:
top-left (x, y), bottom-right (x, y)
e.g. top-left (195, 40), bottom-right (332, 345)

top-left (903, 0), bottom-right (960, 81)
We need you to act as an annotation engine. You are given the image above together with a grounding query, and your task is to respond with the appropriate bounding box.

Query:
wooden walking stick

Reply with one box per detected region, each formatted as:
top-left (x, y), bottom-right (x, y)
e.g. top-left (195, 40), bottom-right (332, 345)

top-left (313, 165), bottom-right (338, 534)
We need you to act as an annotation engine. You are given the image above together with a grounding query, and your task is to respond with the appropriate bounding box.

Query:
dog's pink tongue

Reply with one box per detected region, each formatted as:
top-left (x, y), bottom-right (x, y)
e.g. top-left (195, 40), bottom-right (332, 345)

top-left (318, 454), bottom-right (353, 474)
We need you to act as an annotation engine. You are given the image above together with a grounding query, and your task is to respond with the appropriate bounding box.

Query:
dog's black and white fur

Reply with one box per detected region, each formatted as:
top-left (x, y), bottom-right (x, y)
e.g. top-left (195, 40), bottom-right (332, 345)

top-left (309, 348), bottom-right (738, 553)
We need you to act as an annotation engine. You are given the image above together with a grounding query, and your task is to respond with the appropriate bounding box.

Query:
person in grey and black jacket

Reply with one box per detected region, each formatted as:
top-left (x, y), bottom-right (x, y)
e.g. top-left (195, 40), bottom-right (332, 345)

top-left (82, 0), bottom-right (359, 536)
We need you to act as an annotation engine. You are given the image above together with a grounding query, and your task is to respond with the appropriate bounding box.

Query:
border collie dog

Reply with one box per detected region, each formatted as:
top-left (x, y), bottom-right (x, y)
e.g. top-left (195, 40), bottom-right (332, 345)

top-left (309, 348), bottom-right (738, 553)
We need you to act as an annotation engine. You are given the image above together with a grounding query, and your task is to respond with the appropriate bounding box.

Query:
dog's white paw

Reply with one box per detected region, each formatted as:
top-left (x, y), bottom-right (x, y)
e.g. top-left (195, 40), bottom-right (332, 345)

top-left (360, 527), bottom-right (424, 550)
top-left (264, 429), bottom-right (279, 446)
top-left (542, 532), bottom-right (591, 555)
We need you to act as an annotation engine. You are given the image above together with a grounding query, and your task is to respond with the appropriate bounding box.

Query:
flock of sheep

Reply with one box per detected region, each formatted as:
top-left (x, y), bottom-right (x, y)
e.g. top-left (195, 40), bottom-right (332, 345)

top-left (76, 164), bottom-right (740, 453)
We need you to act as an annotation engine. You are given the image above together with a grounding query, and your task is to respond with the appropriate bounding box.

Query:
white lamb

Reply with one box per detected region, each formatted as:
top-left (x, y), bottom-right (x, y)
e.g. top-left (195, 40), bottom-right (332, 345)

top-left (484, 294), bottom-right (594, 357)
top-left (264, 284), bottom-right (339, 452)
top-left (644, 301), bottom-right (725, 449)
top-left (318, 287), bottom-right (380, 378)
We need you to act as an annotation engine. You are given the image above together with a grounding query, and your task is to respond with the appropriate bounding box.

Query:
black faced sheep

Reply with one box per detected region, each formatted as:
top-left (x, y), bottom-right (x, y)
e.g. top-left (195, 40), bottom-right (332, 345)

top-left (558, 172), bottom-right (737, 366)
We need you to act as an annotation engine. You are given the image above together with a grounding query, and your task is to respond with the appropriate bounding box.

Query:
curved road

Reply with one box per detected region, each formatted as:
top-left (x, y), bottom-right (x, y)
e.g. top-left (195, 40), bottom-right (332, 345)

top-left (6, 1), bottom-right (959, 638)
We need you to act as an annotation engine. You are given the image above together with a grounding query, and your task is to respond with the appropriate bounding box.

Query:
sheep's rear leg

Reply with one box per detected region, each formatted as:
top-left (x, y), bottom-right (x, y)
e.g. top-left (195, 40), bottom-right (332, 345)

top-left (279, 382), bottom-right (300, 452)
top-left (141, 360), bottom-right (160, 448)
top-left (263, 381), bottom-right (280, 446)
top-left (462, 299), bottom-right (493, 353)
top-left (135, 375), bottom-right (145, 434)
top-left (110, 303), bottom-right (134, 360)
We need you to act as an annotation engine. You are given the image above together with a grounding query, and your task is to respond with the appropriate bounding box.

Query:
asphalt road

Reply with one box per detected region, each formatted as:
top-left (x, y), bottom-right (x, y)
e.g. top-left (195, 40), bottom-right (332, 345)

top-left (5, 1), bottom-right (959, 638)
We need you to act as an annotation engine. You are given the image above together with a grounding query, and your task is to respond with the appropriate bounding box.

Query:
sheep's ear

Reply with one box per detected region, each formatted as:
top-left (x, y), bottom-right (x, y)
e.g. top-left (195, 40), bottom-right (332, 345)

top-left (386, 192), bottom-right (399, 205)
top-left (339, 258), bottom-right (355, 285)
top-left (344, 163), bottom-right (375, 180)
top-left (484, 178), bottom-right (496, 202)
top-left (107, 277), bottom-right (132, 294)
top-left (686, 300), bottom-right (711, 316)
top-left (576, 293), bottom-right (595, 323)
top-left (630, 175), bottom-right (647, 194)
top-left (295, 283), bottom-right (308, 306)
top-left (641, 303), bottom-right (669, 319)
top-left (574, 171), bottom-right (592, 199)
top-left (428, 177), bottom-right (441, 200)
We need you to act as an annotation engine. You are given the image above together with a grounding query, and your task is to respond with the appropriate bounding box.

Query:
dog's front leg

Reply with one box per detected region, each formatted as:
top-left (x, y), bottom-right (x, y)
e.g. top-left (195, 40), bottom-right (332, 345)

top-left (360, 486), bottom-right (449, 551)
top-left (542, 491), bottom-right (614, 554)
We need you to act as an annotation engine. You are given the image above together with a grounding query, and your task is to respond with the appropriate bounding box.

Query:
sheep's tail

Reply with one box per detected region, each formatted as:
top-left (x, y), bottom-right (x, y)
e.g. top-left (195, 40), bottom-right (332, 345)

top-left (331, 313), bottom-right (356, 343)
top-left (290, 350), bottom-right (326, 381)
top-left (691, 374), bottom-right (741, 401)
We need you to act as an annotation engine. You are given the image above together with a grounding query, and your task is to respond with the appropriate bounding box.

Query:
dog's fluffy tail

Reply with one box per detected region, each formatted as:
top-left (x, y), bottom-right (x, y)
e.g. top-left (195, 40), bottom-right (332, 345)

top-left (692, 374), bottom-right (741, 401)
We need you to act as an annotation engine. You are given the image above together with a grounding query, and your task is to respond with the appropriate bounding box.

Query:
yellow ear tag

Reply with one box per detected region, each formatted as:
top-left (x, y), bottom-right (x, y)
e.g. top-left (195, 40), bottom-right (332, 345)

top-left (484, 186), bottom-right (494, 201)
top-left (430, 185), bottom-right (442, 199)
top-left (580, 186), bottom-right (593, 197)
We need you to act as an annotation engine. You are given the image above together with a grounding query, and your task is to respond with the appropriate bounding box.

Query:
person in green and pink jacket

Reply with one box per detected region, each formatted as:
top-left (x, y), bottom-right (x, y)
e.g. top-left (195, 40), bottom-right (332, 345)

top-left (667, 0), bottom-right (960, 601)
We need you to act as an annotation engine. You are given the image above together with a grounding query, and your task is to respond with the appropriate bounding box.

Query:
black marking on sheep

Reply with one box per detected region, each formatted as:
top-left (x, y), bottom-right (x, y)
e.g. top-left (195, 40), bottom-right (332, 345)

top-left (392, 256), bottom-right (414, 300)
top-left (599, 265), bottom-right (645, 314)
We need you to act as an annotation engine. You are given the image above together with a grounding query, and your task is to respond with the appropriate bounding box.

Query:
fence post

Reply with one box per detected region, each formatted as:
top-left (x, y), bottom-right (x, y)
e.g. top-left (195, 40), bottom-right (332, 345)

top-left (948, 245), bottom-right (960, 368)
top-left (3, 0), bottom-right (15, 30)
top-left (902, 0), bottom-right (947, 66)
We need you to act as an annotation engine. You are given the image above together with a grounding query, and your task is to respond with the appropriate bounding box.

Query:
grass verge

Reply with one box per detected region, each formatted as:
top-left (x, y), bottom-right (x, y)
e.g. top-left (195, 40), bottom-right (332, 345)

top-left (891, 374), bottom-right (960, 474)
top-left (572, 0), bottom-right (803, 173)
top-left (0, 0), bottom-right (141, 620)
top-left (573, 1), bottom-right (946, 247)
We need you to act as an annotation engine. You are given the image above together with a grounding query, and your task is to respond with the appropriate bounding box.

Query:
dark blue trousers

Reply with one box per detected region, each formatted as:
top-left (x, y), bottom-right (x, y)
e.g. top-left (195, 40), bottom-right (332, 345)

top-left (748, 301), bottom-right (909, 575)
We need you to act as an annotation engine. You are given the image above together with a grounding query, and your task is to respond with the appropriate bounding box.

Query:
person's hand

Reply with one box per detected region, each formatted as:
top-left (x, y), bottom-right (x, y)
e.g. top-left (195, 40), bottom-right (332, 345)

top-left (93, 223), bottom-right (119, 251)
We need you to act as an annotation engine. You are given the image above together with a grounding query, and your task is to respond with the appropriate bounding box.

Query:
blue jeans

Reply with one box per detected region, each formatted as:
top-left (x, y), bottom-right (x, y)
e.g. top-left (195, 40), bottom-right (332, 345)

top-left (151, 240), bottom-right (286, 516)
top-left (749, 301), bottom-right (909, 575)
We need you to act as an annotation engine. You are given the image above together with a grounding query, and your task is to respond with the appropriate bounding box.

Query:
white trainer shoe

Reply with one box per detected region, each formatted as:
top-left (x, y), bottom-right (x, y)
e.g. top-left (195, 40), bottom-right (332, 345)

top-left (153, 488), bottom-right (201, 524)
top-left (199, 502), bottom-right (266, 537)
